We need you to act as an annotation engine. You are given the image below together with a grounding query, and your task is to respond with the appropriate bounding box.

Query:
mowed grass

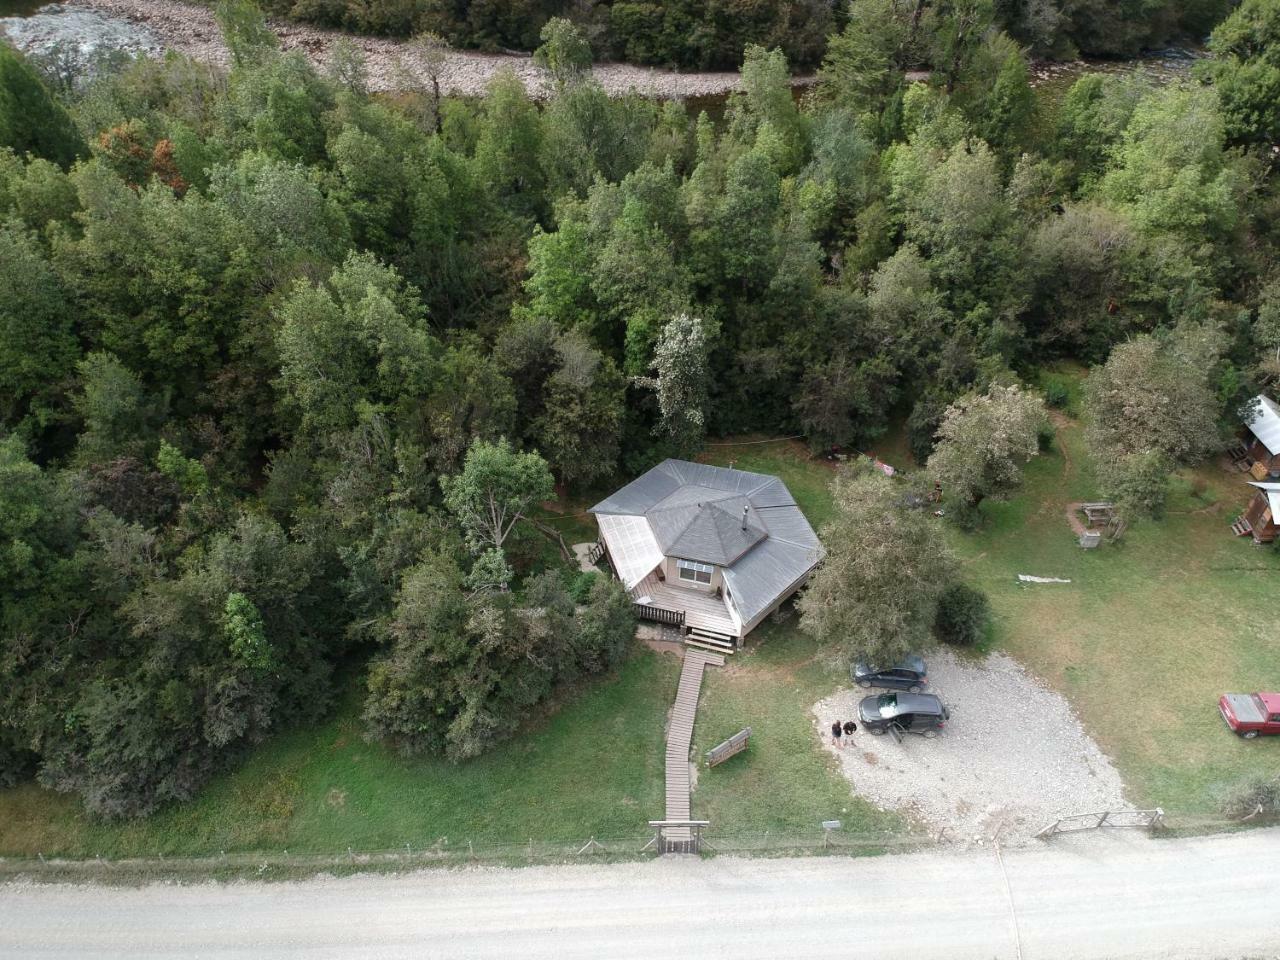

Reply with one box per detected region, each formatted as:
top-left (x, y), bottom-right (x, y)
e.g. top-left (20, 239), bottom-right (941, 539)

top-left (703, 424), bottom-right (1280, 815)
top-left (0, 650), bottom-right (675, 858)
top-left (955, 419), bottom-right (1280, 813)
top-left (691, 618), bottom-right (903, 839)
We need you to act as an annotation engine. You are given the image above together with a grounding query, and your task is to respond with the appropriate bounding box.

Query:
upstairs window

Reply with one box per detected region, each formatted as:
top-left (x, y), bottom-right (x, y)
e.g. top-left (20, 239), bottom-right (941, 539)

top-left (676, 559), bottom-right (714, 584)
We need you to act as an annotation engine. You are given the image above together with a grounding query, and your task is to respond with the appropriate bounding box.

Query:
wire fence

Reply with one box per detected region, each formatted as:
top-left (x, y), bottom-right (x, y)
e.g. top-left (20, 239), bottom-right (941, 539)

top-left (0, 813), bottom-right (1268, 884)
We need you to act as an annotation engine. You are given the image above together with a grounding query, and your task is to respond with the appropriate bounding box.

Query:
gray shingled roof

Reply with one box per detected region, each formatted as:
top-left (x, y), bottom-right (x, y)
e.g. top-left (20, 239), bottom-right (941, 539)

top-left (591, 459), bottom-right (824, 625)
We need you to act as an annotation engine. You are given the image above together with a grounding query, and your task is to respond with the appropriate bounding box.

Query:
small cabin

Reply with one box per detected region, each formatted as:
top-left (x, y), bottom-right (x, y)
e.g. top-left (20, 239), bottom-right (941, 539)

top-left (1243, 395), bottom-right (1280, 478)
top-left (590, 460), bottom-right (824, 648)
top-left (1239, 482), bottom-right (1280, 544)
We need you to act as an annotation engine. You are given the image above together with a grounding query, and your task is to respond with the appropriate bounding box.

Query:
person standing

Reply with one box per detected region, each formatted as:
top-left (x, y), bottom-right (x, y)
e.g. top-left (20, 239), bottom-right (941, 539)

top-left (830, 719), bottom-right (843, 748)
top-left (843, 719), bottom-right (857, 738)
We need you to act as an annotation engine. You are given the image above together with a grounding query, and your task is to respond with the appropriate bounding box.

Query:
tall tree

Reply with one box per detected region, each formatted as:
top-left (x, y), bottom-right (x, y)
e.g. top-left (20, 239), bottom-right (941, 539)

top-left (927, 383), bottom-right (1048, 518)
top-left (1084, 325), bottom-right (1225, 517)
top-left (0, 43), bottom-right (84, 169)
top-left (440, 438), bottom-right (554, 554)
top-left (799, 464), bottom-right (955, 666)
top-left (635, 315), bottom-right (716, 454)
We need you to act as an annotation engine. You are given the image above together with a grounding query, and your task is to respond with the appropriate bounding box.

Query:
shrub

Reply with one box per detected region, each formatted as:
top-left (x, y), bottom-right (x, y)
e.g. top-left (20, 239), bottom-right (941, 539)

top-left (934, 583), bottom-right (991, 647)
top-left (1042, 376), bottom-right (1071, 409)
top-left (569, 569), bottom-right (599, 604)
top-left (1217, 774), bottom-right (1280, 820)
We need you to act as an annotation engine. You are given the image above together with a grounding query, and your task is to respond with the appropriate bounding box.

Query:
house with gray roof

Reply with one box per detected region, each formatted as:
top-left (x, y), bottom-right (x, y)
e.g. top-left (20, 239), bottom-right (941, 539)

top-left (590, 460), bottom-right (824, 649)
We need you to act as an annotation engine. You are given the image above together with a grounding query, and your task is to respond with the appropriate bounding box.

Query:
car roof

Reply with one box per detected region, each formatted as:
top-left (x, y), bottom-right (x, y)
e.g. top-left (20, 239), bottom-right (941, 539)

top-left (1258, 692), bottom-right (1280, 711)
top-left (867, 692), bottom-right (944, 716)
top-left (856, 655), bottom-right (927, 674)
top-left (900, 655), bottom-right (926, 674)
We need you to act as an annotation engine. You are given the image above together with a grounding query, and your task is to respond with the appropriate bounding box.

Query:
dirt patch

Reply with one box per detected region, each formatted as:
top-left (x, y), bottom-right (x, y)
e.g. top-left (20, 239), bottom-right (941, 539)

top-left (813, 650), bottom-right (1130, 846)
top-left (1064, 501), bottom-right (1089, 537)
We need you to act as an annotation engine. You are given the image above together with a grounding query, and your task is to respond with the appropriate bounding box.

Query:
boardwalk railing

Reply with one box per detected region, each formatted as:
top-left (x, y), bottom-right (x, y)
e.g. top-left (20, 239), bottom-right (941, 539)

top-left (1036, 808), bottom-right (1165, 839)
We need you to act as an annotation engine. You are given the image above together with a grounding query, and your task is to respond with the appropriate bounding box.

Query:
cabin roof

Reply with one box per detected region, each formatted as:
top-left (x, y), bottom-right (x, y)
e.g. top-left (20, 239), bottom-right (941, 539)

top-left (1249, 481), bottom-right (1280, 518)
top-left (1245, 395), bottom-right (1280, 456)
top-left (591, 459), bottom-right (824, 624)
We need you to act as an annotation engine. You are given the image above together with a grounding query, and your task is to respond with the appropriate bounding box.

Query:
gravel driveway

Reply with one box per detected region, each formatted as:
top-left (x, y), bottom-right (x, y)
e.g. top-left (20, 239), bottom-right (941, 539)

top-left (814, 650), bottom-right (1130, 845)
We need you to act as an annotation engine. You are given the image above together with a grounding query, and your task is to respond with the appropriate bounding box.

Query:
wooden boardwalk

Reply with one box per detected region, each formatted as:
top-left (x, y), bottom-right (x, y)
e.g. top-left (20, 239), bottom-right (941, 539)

top-left (664, 649), bottom-right (724, 842)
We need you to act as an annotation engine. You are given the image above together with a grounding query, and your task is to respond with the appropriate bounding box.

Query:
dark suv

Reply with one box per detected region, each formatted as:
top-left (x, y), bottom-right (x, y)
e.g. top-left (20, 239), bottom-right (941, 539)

top-left (851, 655), bottom-right (928, 693)
top-left (858, 692), bottom-right (949, 738)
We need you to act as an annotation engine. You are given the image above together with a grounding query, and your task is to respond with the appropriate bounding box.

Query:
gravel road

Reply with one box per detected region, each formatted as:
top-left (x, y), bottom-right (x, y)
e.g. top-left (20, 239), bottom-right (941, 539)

top-left (27, 0), bottom-right (800, 98)
top-left (3, 829), bottom-right (1279, 959)
top-left (814, 650), bottom-right (1130, 844)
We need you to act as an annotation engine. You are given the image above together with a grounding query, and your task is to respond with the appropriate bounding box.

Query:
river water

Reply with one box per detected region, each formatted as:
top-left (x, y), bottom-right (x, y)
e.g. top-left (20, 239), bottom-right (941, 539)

top-left (1, 0), bottom-right (161, 73)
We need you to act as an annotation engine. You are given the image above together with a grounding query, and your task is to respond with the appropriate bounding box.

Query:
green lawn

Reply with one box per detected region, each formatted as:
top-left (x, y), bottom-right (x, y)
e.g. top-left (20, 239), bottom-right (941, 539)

top-left (703, 425), bottom-right (1280, 816)
top-left (0, 650), bottom-right (676, 858)
top-left (691, 618), bottom-right (902, 840)
top-left (956, 418), bottom-right (1280, 813)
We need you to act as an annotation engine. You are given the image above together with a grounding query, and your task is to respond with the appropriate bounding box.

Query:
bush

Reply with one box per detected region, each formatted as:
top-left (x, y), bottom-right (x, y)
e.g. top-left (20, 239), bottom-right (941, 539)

top-left (934, 583), bottom-right (990, 647)
top-left (1042, 376), bottom-right (1071, 409)
top-left (569, 569), bottom-right (600, 604)
top-left (1217, 774), bottom-right (1280, 820)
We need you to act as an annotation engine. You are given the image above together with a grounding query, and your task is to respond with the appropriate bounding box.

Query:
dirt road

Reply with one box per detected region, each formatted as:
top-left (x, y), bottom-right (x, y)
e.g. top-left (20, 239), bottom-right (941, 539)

top-left (3, 829), bottom-right (1279, 959)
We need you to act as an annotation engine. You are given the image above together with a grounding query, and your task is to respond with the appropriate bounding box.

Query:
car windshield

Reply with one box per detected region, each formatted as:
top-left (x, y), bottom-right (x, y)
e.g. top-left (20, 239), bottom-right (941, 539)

top-left (876, 694), bottom-right (898, 716)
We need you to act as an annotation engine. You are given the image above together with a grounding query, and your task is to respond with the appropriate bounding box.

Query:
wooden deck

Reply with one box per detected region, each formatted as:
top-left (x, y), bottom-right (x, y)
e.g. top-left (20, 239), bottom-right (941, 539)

top-left (633, 572), bottom-right (739, 637)
top-left (664, 649), bottom-right (723, 842)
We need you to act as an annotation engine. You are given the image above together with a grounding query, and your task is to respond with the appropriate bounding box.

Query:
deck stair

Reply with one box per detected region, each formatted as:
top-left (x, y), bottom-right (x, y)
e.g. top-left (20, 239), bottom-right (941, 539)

top-left (1232, 516), bottom-right (1254, 537)
top-left (685, 627), bottom-right (736, 656)
top-left (662, 649), bottom-right (723, 850)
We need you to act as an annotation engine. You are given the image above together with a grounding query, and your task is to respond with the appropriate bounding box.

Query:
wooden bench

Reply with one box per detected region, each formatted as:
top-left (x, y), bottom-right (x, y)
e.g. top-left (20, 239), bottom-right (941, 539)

top-left (705, 728), bottom-right (751, 767)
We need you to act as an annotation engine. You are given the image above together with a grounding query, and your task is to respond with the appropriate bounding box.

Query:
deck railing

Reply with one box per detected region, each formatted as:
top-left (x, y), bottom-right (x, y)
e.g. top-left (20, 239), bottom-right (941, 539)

top-left (634, 603), bottom-right (685, 627)
top-left (587, 540), bottom-right (605, 566)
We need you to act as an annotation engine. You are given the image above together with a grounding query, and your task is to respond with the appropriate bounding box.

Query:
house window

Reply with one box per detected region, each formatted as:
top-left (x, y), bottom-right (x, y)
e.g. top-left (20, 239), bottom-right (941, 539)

top-left (677, 559), bottom-right (714, 585)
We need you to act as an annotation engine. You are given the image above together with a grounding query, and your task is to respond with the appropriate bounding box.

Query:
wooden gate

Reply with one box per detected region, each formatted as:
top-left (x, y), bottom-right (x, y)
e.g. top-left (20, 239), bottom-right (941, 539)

top-left (1036, 808), bottom-right (1165, 838)
top-left (646, 820), bottom-right (710, 854)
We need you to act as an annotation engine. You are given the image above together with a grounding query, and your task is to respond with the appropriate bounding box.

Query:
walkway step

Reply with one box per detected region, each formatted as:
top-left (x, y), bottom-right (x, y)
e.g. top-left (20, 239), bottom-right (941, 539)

top-left (685, 638), bottom-right (734, 656)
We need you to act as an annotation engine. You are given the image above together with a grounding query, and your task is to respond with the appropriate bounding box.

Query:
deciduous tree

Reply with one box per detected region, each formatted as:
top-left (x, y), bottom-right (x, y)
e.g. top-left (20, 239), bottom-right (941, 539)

top-left (799, 464), bottom-right (955, 666)
top-left (927, 383), bottom-right (1048, 516)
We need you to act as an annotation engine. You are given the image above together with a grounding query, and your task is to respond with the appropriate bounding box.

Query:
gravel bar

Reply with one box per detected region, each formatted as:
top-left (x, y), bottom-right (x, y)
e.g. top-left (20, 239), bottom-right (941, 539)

top-left (52, 0), bottom-right (814, 98)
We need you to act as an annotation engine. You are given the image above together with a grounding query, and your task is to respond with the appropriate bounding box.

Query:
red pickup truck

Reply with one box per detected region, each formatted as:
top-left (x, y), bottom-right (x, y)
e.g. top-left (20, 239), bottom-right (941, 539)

top-left (1219, 692), bottom-right (1280, 738)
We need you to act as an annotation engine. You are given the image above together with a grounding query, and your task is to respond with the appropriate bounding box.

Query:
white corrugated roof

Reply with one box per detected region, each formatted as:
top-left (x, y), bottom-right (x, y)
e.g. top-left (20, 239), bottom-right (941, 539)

top-left (596, 513), bottom-right (664, 590)
top-left (1249, 482), bottom-right (1280, 517)
top-left (1245, 395), bottom-right (1280, 455)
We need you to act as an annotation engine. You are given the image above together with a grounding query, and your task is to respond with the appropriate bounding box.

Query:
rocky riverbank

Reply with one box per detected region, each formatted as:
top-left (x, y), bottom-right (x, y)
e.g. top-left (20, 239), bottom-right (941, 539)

top-left (13, 0), bottom-right (807, 98)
